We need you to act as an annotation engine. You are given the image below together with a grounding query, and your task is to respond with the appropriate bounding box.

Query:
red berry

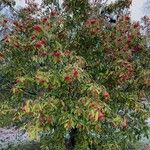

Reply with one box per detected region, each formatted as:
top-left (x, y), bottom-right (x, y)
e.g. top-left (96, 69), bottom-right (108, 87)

top-left (35, 40), bottom-right (45, 49)
top-left (42, 17), bottom-right (48, 23)
top-left (50, 11), bottom-right (57, 17)
top-left (122, 61), bottom-right (128, 66)
top-left (31, 35), bottom-right (36, 40)
top-left (90, 19), bottom-right (97, 24)
top-left (64, 75), bottom-right (71, 82)
top-left (122, 118), bottom-right (128, 128)
top-left (103, 91), bottom-right (110, 99)
top-left (33, 24), bottom-right (42, 32)
top-left (133, 22), bottom-right (140, 28)
top-left (40, 79), bottom-right (46, 84)
top-left (41, 39), bottom-right (46, 44)
top-left (73, 69), bottom-right (79, 76)
top-left (98, 112), bottom-right (104, 121)
top-left (52, 52), bottom-right (61, 58)
top-left (122, 123), bottom-right (128, 128)
top-left (13, 21), bottom-right (20, 27)
top-left (125, 16), bottom-right (130, 21)
top-left (127, 37), bottom-right (131, 43)
top-left (127, 64), bottom-right (132, 69)
top-left (133, 44), bottom-right (141, 52)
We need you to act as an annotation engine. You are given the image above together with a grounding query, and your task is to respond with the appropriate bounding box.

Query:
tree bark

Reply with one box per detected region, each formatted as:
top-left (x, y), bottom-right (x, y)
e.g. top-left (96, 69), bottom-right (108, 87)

top-left (65, 128), bottom-right (78, 150)
top-left (89, 144), bottom-right (97, 150)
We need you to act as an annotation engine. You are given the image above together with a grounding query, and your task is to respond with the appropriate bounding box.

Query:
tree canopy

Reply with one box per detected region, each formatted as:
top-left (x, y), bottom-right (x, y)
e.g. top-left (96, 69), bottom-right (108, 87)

top-left (0, 0), bottom-right (150, 150)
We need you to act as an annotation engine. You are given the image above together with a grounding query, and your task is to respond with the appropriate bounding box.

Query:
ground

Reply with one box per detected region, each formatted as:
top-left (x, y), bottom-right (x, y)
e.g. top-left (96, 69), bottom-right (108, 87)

top-left (0, 120), bottom-right (150, 150)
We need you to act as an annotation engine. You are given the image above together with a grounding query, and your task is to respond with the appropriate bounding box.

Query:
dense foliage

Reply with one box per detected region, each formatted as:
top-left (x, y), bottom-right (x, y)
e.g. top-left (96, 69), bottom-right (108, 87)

top-left (0, 0), bottom-right (150, 149)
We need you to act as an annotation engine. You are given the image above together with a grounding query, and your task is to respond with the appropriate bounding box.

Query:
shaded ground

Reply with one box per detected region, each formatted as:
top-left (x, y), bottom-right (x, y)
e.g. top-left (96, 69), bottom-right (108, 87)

top-left (0, 127), bottom-right (28, 149)
top-left (0, 124), bottom-right (150, 150)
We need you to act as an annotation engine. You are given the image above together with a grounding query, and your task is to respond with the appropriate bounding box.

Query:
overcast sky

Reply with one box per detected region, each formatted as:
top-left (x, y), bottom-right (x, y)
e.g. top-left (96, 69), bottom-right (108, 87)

top-left (15, 0), bottom-right (149, 21)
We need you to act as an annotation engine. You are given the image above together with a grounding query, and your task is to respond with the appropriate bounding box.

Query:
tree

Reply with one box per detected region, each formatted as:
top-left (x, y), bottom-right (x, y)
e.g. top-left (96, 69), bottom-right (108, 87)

top-left (0, 0), bottom-right (150, 149)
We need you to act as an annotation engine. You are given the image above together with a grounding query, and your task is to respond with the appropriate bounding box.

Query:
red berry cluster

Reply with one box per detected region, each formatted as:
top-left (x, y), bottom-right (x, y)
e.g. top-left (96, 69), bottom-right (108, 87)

top-left (64, 75), bottom-right (72, 83)
top-left (42, 17), bottom-right (48, 23)
top-left (64, 69), bottom-right (79, 83)
top-left (35, 40), bottom-right (46, 49)
top-left (52, 51), bottom-right (62, 58)
top-left (124, 16), bottom-right (130, 21)
top-left (133, 22), bottom-right (140, 28)
top-left (33, 24), bottom-right (42, 32)
top-left (85, 19), bottom-right (100, 34)
top-left (98, 112), bottom-right (105, 121)
top-left (103, 91), bottom-right (110, 100)
top-left (122, 118), bottom-right (128, 128)
top-left (50, 11), bottom-right (58, 17)
top-left (133, 44), bottom-right (141, 52)
top-left (119, 61), bottom-right (133, 82)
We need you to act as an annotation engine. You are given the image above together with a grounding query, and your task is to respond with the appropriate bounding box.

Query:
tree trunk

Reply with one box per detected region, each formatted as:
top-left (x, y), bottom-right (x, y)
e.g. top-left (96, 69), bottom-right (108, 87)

top-left (65, 128), bottom-right (78, 150)
top-left (89, 144), bottom-right (97, 150)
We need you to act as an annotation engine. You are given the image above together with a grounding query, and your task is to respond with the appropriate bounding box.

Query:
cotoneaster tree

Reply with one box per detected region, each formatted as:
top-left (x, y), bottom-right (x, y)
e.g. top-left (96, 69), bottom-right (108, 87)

top-left (0, 0), bottom-right (150, 149)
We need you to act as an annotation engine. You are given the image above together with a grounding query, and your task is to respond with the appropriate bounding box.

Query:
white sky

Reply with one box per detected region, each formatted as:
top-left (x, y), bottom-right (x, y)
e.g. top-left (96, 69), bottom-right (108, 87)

top-left (15, 0), bottom-right (42, 7)
top-left (131, 0), bottom-right (149, 21)
top-left (15, 0), bottom-right (149, 21)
